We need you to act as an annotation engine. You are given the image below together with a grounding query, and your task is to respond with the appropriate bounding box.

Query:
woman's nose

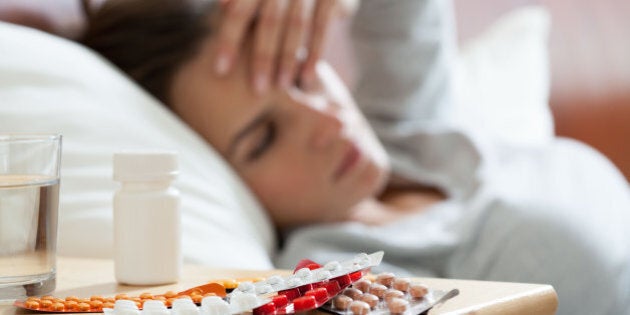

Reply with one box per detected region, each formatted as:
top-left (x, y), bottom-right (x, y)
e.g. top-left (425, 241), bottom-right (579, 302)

top-left (307, 102), bottom-right (343, 150)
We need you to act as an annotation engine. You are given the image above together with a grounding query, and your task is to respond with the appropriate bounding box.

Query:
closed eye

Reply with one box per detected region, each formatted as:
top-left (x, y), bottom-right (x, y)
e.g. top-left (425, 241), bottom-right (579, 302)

top-left (246, 121), bottom-right (276, 162)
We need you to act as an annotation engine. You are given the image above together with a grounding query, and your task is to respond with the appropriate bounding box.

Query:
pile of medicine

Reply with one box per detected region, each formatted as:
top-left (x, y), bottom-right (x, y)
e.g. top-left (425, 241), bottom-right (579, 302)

top-left (14, 251), bottom-right (457, 315)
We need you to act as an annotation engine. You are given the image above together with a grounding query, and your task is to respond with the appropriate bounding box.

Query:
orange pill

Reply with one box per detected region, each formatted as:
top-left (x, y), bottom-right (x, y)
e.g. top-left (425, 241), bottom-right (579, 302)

top-left (104, 297), bottom-right (116, 303)
top-left (132, 297), bottom-right (142, 303)
top-left (219, 279), bottom-right (238, 289)
top-left (77, 302), bottom-right (91, 311)
top-left (40, 300), bottom-right (53, 309)
top-left (79, 298), bottom-right (91, 304)
top-left (90, 300), bottom-right (104, 309)
top-left (24, 300), bottom-right (40, 309)
top-left (64, 300), bottom-right (79, 310)
top-left (164, 291), bottom-right (177, 299)
top-left (90, 301), bottom-right (104, 311)
top-left (191, 295), bottom-right (203, 304)
top-left (165, 298), bottom-right (175, 307)
top-left (53, 298), bottom-right (65, 304)
top-left (40, 295), bottom-right (55, 301)
top-left (139, 293), bottom-right (154, 300)
top-left (115, 294), bottom-right (130, 300)
top-left (90, 295), bottom-right (105, 302)
top-left (51, 302), bottom-right (65, 311)
top-left (134, 301), bottom-right (142, 308)
top-left (65, 296), bottom-right (80, 302)
top-left (103, 302), bottom-right (115, 309)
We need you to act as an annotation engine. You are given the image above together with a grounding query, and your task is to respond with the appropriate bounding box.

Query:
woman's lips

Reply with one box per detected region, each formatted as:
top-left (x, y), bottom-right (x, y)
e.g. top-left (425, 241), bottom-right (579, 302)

top-left (334, 143), bottom-right (362, 181)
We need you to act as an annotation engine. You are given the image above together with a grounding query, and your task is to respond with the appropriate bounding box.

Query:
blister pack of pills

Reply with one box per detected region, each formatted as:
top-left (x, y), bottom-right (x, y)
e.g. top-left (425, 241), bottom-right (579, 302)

top-left (14, 251), bottom-right (458, 314)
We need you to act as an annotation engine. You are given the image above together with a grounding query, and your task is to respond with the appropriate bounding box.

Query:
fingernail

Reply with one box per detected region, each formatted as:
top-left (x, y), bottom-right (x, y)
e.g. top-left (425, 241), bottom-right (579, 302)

top-left (215, 53), bottom-right (230, 75)
top-left (255, 74), bottom-right (268, 94)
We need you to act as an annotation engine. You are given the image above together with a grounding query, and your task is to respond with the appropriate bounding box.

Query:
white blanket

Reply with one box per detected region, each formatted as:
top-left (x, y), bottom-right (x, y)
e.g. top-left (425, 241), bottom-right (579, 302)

top-left (276, 2), bottom-right (630, 315)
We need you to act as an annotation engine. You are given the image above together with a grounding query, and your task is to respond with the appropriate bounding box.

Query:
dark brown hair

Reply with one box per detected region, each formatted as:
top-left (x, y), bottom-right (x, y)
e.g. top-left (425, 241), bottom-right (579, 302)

top-left (81, 0), bottom-right (217, 104)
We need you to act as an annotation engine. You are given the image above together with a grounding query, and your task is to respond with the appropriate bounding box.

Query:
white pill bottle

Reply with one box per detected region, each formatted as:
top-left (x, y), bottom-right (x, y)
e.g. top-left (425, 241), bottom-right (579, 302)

top-left (113, 151), bottom-right (181, 285)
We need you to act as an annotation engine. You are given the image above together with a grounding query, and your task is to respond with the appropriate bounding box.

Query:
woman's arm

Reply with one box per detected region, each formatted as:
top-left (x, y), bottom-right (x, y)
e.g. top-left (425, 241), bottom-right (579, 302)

top-left (350, 0), bottom-right (483, 200)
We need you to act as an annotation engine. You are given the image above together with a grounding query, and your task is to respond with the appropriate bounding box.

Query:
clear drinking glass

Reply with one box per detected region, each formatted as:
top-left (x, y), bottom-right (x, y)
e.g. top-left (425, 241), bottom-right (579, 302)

top-left (0, 134), bottom-right (62, 300)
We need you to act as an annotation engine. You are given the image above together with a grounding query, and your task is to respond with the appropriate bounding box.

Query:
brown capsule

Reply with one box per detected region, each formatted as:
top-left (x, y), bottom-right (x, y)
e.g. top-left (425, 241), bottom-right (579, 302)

top-left (409, 283), bottom-right (429, 299)
top-left (353, 279), bottom-right (371, 293)
top-left (384, 289), bottom-right (405, 303)
top-left (332, 295), bottom-right (353, 310)
top-left (342, 288), bottom-right (362, 300)
top-left (357, 293), bottom-right (379, 309)
top-left (387, 297), bottom-right (409, 314)
top-left (368, 283), bottom-right (387, 299)
top-left (349, 300), bottom-right (370, 315)
top-left (376, 272), bottom-right (395, 288)
top-left (393, 277), bottom-right (411, 292)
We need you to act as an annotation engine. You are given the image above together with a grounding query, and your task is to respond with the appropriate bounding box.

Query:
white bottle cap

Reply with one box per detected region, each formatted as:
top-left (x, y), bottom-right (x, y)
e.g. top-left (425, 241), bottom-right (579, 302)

top-left (113, 151), bottom-right (178, 182)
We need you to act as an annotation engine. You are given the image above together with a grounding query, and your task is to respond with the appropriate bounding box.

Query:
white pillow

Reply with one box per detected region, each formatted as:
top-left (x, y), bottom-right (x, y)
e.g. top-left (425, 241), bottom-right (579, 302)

top-left (0, 22), bottom-right (276, 269)
top-left (452, 6), bottom-right (554, 145)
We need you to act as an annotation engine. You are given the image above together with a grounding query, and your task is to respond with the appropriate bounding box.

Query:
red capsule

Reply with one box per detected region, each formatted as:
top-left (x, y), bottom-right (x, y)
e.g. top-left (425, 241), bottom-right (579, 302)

top-left (278, 288), bottom-right (300, 302)
top-left (272, 295), bottom-right (289, 308)
top-left (349, 271), bottom-right (363, 282)
top-left (321, 281), bottom-right (341, 296)
top-left (293, 296), bottom-right (317, 312)
top-left (333, 275), bottom-right (352, 289)
top-left (305, 288), bottom-right (328, 304)
top-left (253, 302), bottom-right (276, 315)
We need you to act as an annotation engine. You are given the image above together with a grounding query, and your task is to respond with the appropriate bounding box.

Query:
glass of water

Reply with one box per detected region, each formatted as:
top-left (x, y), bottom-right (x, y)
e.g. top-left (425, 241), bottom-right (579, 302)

top-left (0, 134), bottom-right (61, 300)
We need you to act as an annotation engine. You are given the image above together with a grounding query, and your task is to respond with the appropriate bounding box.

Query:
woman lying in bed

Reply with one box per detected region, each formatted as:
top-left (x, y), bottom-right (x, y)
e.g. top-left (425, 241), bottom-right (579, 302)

top-left (81, 1), bottom-right (630, 315)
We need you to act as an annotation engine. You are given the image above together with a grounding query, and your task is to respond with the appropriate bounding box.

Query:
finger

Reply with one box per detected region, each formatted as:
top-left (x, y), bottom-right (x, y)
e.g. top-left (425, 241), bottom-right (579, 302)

top-left (215, 0), bottom-right (260, 76)
top-left (301, 0), bottom-right (336, 86)
top-left (277, 0), bottom-right (309, 88)
top-left (252, 0), bottom-right (287, 94)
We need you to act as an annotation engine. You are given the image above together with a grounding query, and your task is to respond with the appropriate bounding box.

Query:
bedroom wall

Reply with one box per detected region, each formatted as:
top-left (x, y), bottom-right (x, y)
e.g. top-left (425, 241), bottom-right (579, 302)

top-left (454, 0), bottom-right (630, 181)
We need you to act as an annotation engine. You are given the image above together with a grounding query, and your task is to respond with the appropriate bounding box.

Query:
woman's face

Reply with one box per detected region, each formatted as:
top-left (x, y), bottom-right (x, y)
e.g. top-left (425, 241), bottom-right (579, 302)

top-left (170, 37), bottom-right (390, 229)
